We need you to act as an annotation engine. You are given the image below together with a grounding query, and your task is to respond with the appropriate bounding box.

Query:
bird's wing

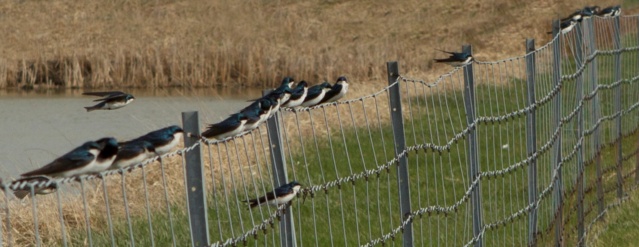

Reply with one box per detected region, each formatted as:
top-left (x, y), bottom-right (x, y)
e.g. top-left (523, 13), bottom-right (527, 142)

top-left (92, 94), bottom-right (129, 102)
top-left (248, 191), bottom-right (278, 205)
top-left (305, 85), bottom-right (323, 98)
top-left (273, 185), bottom-right (292, 196)
top-left (240, 101), bottom-right (261, 113)
top-left (114, 144), bottom-right (146, 161)
top-left (83, 91), bottom-right (125, 97)
top-left (319, 84), bottom-right (343, 103)
top-left (202, 117), bottom-right (238, 138)
top-left (433, 57), bottom-right (461, 63)
top-left (21, 150), bottom-right (94, 177)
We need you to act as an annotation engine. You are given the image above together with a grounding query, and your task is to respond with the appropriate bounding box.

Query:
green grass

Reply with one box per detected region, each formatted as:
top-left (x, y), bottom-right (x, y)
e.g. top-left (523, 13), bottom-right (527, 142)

top-left (72, 52), bottom-right (639, 246)
top-left (589, 186), bottom-right (639, 247)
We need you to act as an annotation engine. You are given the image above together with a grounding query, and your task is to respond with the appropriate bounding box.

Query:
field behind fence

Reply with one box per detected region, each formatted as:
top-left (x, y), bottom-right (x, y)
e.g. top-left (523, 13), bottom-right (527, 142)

top-left (2, 14), bottom-right (639, 247)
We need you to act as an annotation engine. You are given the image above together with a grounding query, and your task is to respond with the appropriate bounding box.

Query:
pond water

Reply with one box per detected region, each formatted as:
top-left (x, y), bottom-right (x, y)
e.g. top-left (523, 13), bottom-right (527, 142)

top-left (0, 87), bottom-right (261, 178)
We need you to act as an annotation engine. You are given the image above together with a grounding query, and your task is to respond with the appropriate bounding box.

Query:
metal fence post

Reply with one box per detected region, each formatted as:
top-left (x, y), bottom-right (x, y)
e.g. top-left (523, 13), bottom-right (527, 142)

top-left (551, 19), bottom-right (564, 247)
top-left (181, 111), bottom-right (210, 247)
top-left (524, 39), bottom-right (538, 247)
top-left (386, 61), bottom-right (414, 247)
top-left (461, 45), bottom-right (483, 247)
top-left (613, 16), bottom-right (623, 199)
top-left (586, 15), bottom-right (605, 216)
top-left (574, 20), bottom-right (585, 247)
top-left (264, 90), bottom-right (296, 247)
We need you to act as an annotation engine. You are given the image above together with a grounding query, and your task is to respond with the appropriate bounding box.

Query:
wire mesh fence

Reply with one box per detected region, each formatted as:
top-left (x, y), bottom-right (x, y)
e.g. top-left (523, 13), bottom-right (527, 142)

top-left (1, 14), bottom-right (639, 247)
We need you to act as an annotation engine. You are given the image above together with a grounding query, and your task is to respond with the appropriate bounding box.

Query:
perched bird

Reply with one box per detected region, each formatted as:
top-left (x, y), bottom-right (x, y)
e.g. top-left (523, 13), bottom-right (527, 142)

top-left (547, 18), bottom-right (579, 35)
top-left (265, 93), bottom-right (283, 117)
top-left (244, 181), bottom-right (302, 208)
top-left (281, 81), bottom-right (309, 108)
top-left (301, 82), bottom-right (333, 107)
top-left (83, 91), bottom-right (135, 112)
top-left (584, 6), bottom-right (600, 16)
top-left (319, 76), bottom-right (349, 104)
top-left (242, 97), bottom-right (277, 124)
top-left (109, 141), bottom-right (158, 170)
top-left (434, 50), bottom-right (474, 67)
top-left (561, 9), bottom-right (583, 22)
top-left (202, 113), bottom-right (250, 140)
top-left (120, 125), bottom-right (184, 155)
top-left (597, 5), bottom-right (621, 17)
top-left (14, 137), bottom-right (119, 199)
top-left (260, 77), bottom-right (295, 104)
top-left (20, 137), bottom-right (118, 178)
top-left (238, 108), bottom-right (263, 132)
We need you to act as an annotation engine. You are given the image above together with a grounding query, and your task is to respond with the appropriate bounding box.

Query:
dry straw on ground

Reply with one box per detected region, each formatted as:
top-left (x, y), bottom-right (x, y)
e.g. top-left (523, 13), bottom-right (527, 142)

top-left (0, 0), bottom-right (623, 89)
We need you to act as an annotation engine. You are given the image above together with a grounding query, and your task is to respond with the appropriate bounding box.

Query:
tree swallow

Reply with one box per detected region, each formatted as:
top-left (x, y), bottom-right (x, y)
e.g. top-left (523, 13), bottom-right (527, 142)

top-left (281, 81), bottom-right (308, 108)
top-left (257, 77), bottom-right (294, 103)
top-left (547, 18), bottom-right (579, 34)
top-left (20, 137), bottom-right (118, 178)
top-left (265, 93), bottom-right (283, 117)
top-left (597, 5), bottom-right (621, 17)
top-left (110, 141), bottom-right (158, 170)
top-left (301, 82), bottom-right (332, 107)
top-left (201, 113), bottom-right (249, 140)
top-left (83, 91), bottom-right (135, 112)
top-left (244, 181), bottom-right (302, 208)
top-left (13, 137), bottom-right (119, 199)
top-left (121, 125), bottom-right (184, 155)
top-left (236, 108), bottom-right (263, 132)
top-left (584, 6), bottom-right (600, 16)
top-left (241, 98), bottom-right (275, 126)
top-left (319, 76), bottom-right (349, 104)
top-left (434, 49), bottom-right (474, 67)
top-left (561, 9), bottom-right (583, 22)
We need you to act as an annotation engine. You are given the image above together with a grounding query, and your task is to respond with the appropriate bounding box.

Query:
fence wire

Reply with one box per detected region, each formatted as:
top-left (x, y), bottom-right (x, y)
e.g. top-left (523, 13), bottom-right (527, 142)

top-left (1, 14), bottom-right (639, 247)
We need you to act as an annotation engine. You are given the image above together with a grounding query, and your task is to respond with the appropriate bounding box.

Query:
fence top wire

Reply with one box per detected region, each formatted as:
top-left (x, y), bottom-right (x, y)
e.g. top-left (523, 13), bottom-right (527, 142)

top-left (3, 141), bottom-right (200, 192)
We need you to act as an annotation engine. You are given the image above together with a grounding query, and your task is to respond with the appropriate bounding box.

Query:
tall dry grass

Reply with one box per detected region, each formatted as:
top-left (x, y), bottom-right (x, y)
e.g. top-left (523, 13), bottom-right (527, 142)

top-left (0, 0), bottom-right (623, 89)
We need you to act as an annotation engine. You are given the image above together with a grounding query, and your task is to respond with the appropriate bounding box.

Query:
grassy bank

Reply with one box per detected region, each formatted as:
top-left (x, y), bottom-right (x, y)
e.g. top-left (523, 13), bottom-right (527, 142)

top-left (0, 0), bottom-right (626, 89)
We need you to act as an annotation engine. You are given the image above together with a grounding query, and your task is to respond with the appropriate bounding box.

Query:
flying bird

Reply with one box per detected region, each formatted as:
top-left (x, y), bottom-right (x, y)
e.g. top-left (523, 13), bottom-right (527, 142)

top-left (201, 113), bottom-right (249, 140)
top-left (319, 76), bottom-right (349, 104)
top-left (14, 137), bottom-right (119, 199)
top-left (244, 181), bottom-right (302, 209)
top-left (83, 91), bottom-right (135, 112)
top-left (301, 82), bottom-right (332, 107)
top-left (120, 125), bottom-right (184, 155)
top-left (434, 50), bottom-right (474, 67)
top-left (281, 81), bottom-right (309, 108)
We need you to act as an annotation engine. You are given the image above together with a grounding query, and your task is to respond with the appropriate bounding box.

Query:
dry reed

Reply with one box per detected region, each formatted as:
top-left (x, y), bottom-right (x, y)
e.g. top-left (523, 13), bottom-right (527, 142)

top-left (0, 0), bottom-right (624, 89)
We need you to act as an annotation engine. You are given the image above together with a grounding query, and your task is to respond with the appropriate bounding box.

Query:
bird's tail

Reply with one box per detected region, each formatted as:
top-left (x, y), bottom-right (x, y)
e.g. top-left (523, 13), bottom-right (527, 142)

top-left (242, 199), bottom-right (260, 209)
top-left (13, 190), bottom-right (30, 200)
top-left (85, 106), bottom-right (97, 112)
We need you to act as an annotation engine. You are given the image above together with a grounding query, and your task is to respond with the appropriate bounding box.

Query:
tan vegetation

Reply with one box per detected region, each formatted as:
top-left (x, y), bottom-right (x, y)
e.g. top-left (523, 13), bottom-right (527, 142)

top-left (0, 0), bottom-right (627, 89)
